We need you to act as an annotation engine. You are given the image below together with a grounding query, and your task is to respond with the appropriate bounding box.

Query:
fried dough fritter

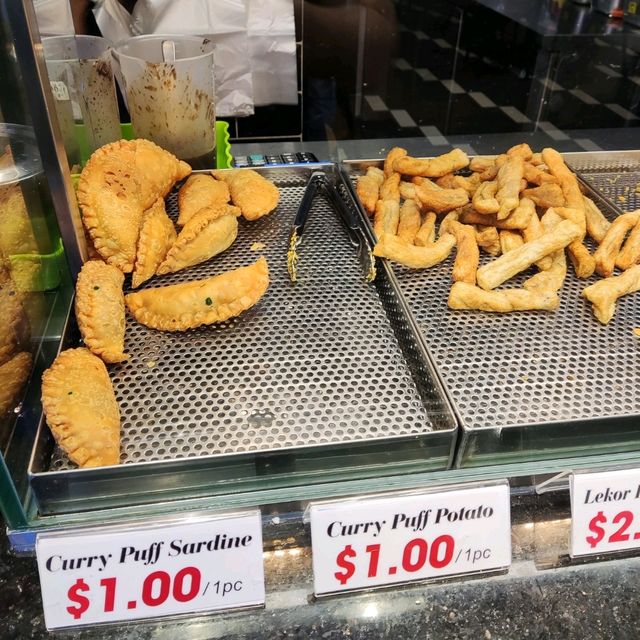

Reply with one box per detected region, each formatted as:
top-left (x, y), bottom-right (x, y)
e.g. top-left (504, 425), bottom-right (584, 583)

top-left (583, 264), bottom-right (640, 324)
top-left (448, 282), bottom-right (559, 312)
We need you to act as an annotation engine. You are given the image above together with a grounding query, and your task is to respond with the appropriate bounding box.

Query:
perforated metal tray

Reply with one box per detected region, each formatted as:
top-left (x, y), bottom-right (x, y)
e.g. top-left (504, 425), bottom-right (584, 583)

top-left (342, 151), bottom-right (640, 468)
top-left (29, 164), bottom-right (457, 514)
top-left (567, 150), bottom-right (640, 211)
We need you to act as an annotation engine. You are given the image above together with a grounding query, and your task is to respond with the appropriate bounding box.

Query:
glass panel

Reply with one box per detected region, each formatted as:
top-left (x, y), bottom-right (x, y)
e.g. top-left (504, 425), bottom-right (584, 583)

top-left (1, 0), bottom-right (637, 531)
top-left (294, 0), bottom-right (638, 147)
top-left (0, 1), bottom-right (74, 528)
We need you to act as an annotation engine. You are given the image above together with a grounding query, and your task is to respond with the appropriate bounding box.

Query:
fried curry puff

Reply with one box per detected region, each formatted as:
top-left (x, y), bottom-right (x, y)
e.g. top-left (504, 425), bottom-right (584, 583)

top-left (126, 257), bottom-right (270, 332)
top-left (77, 139), bottom-right (191, 273)
top-left (177, 174), bottom-right (230, 226)
top-left (212, 169), bottom-right (279, 221)
top-left (157, 205), bottom-right (240, 275)
top-left (132, 198), bottom-right (177, 288)
top-left (42, 348), bottom-right (120, 468)
top-left (75, 260), bottom-right (127, 363)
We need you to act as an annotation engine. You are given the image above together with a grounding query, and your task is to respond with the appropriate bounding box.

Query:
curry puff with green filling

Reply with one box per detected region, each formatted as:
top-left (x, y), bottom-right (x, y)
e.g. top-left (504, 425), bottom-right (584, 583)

top-left (125, 257), bottom-right (270, 331)
top-left (41, 348), bottom-right (120, 468)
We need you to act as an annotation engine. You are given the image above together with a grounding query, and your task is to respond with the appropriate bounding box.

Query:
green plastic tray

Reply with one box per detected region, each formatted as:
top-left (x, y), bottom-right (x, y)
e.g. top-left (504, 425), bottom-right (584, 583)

top-left (74, 120), bottom-right (233, 169)
top-left (9, 238), bottom-right (64, 292)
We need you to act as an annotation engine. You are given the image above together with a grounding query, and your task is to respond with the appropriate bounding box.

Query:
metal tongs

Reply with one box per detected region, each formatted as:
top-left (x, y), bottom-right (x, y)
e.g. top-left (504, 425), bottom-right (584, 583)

top-left (287, 171), bottom-right (326, 282)
top-left (287, 170), bottom-right (376, 283)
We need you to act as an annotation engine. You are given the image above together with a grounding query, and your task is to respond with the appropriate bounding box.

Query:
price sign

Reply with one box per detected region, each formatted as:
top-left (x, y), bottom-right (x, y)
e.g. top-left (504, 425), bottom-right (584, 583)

top-left (309, 483), bottom-right (511, 595)
top-left (36, 511), bottom-right (265, 630)
top-left (571, 469), bottom-right (640, 557)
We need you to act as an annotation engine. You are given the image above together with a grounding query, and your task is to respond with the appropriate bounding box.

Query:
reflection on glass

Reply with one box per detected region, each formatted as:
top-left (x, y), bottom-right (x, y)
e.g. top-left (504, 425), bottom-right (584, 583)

top-left (300, 0), bottom-right (639, 142)
top-left (0, 282), bottom-right (32, 427)
top-left (0, 142), bottom-right (34, 445)
top-left (0, 123), bottom-right (63, 450)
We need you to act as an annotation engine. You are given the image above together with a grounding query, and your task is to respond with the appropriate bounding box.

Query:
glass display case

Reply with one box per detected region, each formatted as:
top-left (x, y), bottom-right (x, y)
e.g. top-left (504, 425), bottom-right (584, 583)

top-left (0, 0), bottom-right (464, 538)
top-left (0, 0), bottom-right (82, 531)
top-left (2, 4), bottom-right (640, 637)
top-left (1, 0), bottom-right (640, 546)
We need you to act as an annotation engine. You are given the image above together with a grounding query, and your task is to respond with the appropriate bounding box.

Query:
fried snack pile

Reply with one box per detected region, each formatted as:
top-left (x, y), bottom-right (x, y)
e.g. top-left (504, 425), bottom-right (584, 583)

top-left (75, 145), bottom-right (277, 331)
top-left (77, 139), bottom-right (191, 273)
top-left (74, 141), bottom-right (278, 312)
top-left (41, 143), bottom-right (278, 468)
top-left (361, 143), bottom-right (640, 322)
top-left (77, 141), bottom-right (280, 285)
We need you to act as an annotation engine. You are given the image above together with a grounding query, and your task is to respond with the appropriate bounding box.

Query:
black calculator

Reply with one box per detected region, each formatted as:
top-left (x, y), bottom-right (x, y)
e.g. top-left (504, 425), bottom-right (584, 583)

top-left (233, 152), bottom-right (319, 168)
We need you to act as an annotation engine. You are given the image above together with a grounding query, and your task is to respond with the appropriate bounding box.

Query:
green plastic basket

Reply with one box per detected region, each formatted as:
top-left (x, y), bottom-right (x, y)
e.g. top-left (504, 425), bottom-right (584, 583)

top-left (9, 237), bottom-right (64, 292)
top-left (74, 120), bottom-right (233, 169)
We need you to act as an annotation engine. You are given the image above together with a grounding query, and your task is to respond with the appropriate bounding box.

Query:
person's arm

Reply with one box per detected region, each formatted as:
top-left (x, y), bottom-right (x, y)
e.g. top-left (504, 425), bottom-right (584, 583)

top-left (70, 0), bottom-right (91, 33)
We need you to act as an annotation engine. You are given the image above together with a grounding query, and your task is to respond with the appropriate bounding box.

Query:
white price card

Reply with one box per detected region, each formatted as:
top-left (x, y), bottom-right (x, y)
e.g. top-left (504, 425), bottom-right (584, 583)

top-left (571, 468), bottom-right (640, 557)
top-left (36, 510), bottom-right (265, 630)
top-left (309, 482), bottom-right (511, 595)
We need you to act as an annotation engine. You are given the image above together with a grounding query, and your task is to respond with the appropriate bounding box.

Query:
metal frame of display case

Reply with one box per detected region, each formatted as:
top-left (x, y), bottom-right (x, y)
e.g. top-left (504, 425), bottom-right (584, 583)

top-left (9, 452), bottom-right (640, 554)
top-left (25, 163), bottom-right (459, 517)
top-left (4, 0), bottom-right (86, 277)
top-left (0, 0), bottom-right (84, 531)
top-left (3, 1), bottom-right (640, 571)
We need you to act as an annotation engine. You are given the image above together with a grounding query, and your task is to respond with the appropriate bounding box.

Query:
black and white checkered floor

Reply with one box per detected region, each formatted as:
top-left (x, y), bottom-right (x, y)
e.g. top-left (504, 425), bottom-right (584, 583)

top-left (355, 2), bottom-right (640, 149)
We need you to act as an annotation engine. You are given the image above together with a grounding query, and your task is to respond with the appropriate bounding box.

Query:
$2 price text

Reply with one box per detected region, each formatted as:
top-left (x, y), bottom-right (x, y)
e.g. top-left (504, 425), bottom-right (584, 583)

top-left (571, 469), bottom-right (640, 557)
top-left (311, 484), bottom-right (511, 595)
top-left (584, 510), bottom-right (640, 550)
top-left (36, 512), bottom-right (265, 629)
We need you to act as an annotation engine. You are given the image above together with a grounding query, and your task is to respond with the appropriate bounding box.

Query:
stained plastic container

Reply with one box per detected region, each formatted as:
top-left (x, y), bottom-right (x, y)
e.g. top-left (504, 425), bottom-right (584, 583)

top-left (42, 36), bottom-right (121, 168)
top-left (112, 35), bottom-right (217, 169)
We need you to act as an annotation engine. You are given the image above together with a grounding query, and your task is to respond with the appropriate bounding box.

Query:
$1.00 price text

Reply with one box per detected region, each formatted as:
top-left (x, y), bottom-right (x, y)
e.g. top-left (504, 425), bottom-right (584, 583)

top-left (310, 484), bottom-right (511, 595)
top-left (571, 470), bottom-right (640, 556)
top-left (334, 534), bottom-right (495, 586)
top-left (36, 512), bottom-right (265, 629)
top-left (66, 568), bottom-right (244, 620)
